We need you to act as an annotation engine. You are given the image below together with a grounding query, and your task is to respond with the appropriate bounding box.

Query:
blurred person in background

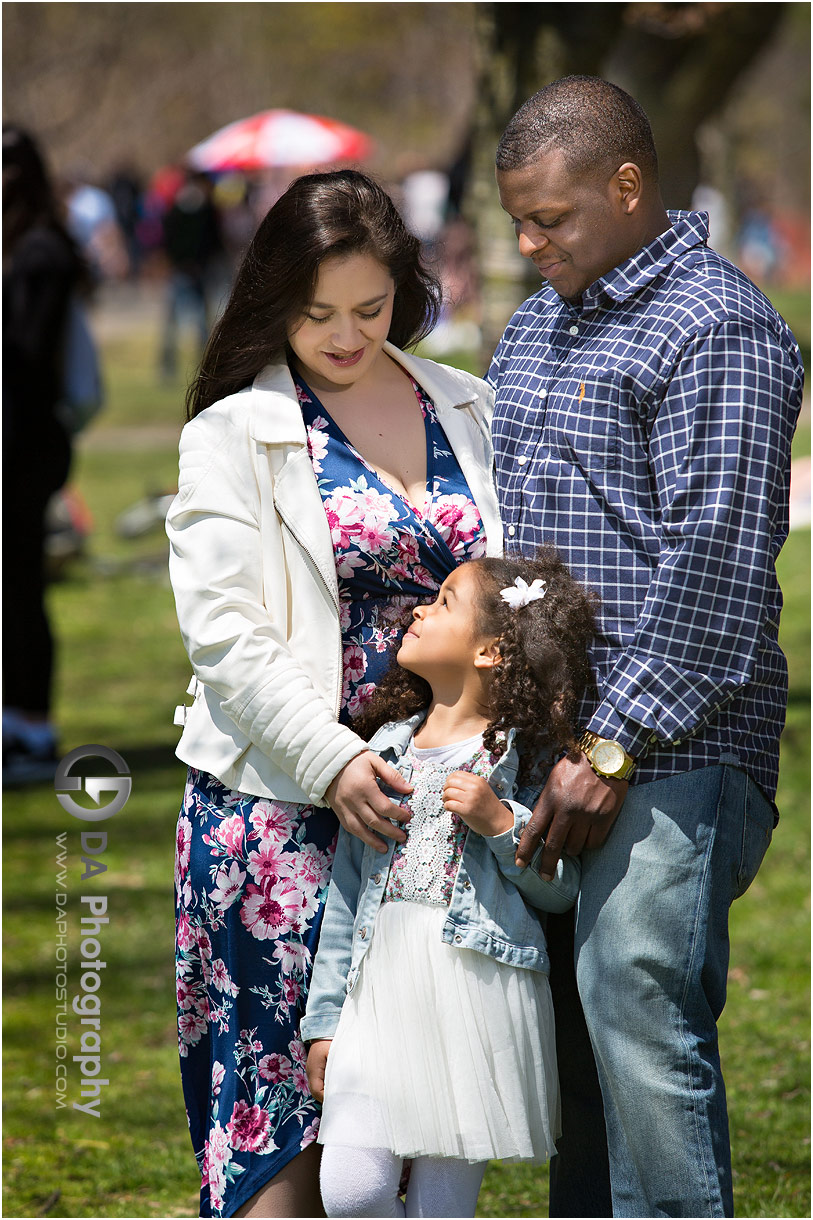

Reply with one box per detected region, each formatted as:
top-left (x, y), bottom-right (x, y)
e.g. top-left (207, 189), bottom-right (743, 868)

top-left (160, 168), bottom-right (222, 380)
top-left (61, 163), bottom-right (130, 282)
top-left (108, 158), bottom-right (146, 278)
top-left (2, 125), bottom-right (89, 784)
top-left (166, 168), bottom-right (501, 1218)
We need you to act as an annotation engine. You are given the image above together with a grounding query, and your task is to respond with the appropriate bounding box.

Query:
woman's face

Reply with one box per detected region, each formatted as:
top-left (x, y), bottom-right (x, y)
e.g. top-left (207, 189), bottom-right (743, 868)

top-left (287, 252), bottom-right (395, 393)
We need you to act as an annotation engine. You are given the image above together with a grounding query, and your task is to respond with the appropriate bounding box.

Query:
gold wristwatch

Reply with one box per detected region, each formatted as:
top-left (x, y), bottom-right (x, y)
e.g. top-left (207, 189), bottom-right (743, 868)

top-left (578, 730), bottom-right (637, 781)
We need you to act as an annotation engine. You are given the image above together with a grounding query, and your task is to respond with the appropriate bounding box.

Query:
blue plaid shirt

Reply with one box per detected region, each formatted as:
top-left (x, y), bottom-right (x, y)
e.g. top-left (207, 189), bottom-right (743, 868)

top-left (489, 211), bottom-right (804, 801)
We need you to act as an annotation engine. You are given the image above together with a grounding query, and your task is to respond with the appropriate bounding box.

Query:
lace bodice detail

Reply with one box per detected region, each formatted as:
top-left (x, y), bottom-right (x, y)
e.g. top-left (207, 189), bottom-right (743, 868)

top-left (383, 741), bottom-right (501, 907)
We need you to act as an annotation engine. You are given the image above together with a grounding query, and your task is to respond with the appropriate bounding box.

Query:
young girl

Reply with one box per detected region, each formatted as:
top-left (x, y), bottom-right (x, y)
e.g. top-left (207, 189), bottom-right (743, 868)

top-left (301, 547), bottom-right (597, 1218)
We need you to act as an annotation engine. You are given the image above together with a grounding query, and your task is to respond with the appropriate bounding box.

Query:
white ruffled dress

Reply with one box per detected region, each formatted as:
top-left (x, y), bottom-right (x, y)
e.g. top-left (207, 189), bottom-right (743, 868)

top-left (318, 735), bottom-right (561, 1164)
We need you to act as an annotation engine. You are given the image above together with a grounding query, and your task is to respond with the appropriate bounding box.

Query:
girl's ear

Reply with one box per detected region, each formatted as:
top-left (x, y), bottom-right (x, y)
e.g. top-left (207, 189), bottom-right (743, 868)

top-left (473, 638), bottom-right (502, 669)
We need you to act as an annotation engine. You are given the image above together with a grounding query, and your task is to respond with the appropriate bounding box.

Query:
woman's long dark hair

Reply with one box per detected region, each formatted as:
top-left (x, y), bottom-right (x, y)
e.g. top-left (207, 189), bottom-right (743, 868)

top-left (353, 546), bottom-right (599, 783)
top-left (186, 169), bottom-right (442, 419)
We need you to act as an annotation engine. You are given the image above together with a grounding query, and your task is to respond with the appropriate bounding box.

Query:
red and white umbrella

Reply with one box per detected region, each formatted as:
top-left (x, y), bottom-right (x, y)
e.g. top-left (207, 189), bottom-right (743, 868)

top-left (186, 109), bottom-right (372, 173)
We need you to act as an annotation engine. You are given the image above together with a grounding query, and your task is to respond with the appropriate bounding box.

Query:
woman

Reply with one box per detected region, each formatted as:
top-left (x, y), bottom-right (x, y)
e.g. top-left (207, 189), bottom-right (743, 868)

top-left (167, 169), bottom-right (502, 1218)
top-left (2, 125), bottom-right (87, 783)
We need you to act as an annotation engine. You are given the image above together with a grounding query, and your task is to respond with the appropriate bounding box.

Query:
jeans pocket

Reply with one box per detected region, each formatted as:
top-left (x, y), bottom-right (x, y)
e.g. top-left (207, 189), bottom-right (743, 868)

top-left (735, 779), bottom-right (774, 899)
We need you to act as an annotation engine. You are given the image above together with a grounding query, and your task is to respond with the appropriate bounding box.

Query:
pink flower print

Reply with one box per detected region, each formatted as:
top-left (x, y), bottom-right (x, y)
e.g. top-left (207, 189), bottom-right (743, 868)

top-left (258, 1052), bottom-right (293, 1083)
top-left (323, 491), bottom-right (364, 549)
top-left (347, 683), bottom-right (376, 719)
top-left (292, 1065), bottom-right (311, 1095)
top-left (272, 940), bottom-right (311, 976)
top-left (283, 977), bottom-right (302, 1006)
top-left (205, 1120), bottom-right (233, 1210)
top-left (211, 958), bottom-right (239, 997)
top-left (336, 552), bottom-right (367, 581)
top-left (214, 813), bottom-right (245, 856)
top-left (239, 879), bottom-right (303, 940)
top-left (176, 911), bottom-right (195, 951)
top-left (431, 495), bottom-right (482, 557)
top-left (179, 1009), bottom-right (208, 1046)
top-left (209, 861), bottom-right (246, 910)
top-left (227, 1101), bottom-right (277, 1153)
top-left (212, 1061), bottom-right (225, 1096)
top-left (306, 418), bottom-right (329, 473)
top-left (290, 1038), bottom-right (307, 1067)
top-left (292, 842), bottom-right (331, 892)
top-left (343, 644), bottom-right (367, 685)
top-left (398, 534), bottom-right (420, 564)
top-left (412, 565), bottom-right (437, 589)
top-left (246, 840), bottom-right (293, 886)
top-left (301, 1117), bottom-right (321, 1149)
top-left (176, 816), bottom-right (192, 877)
top-left (248, 801), bottom-right (297, 845)
top-left (176, 977), bottom-right (196, 1010)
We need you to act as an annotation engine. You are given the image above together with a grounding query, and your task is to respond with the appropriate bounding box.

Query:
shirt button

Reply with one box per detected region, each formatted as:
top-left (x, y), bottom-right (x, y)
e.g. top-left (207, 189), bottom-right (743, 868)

top-left (508, 526), bottom-right (516, 536)
top-left (538, 388), bottom-right (548, 400)
top-left (517, 455), bottom-right (527, 466)
top-left (568, 324), bottom-right (579, 336)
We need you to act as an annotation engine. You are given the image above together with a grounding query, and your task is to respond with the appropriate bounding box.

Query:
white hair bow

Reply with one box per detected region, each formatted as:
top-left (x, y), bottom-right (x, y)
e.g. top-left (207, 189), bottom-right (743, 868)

top-left (499, 576), bottom-right (547, 610)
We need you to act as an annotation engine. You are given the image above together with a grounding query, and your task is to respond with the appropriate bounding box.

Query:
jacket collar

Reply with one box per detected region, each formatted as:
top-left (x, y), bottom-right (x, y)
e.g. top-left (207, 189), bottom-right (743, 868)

top-left (247, 343), bottom-right (477, 445)
top-left (370, 713), bottom-right (520, 786)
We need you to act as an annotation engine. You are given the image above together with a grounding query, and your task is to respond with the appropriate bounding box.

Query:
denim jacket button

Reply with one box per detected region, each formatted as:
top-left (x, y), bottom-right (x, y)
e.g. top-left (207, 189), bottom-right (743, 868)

top-left (464, 881), bottom-right (472, 891)
top-left (359, 927), bottom-right (367, 940)
top-left (454, 934), bottom-right (462, 943)
top-left (373, 873), bottom-right (382, 885)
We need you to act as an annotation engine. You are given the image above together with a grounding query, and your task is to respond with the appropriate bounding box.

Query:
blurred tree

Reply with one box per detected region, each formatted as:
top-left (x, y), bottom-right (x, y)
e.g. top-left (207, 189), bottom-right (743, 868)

top-left (468, 1), bottom-right (791, 361)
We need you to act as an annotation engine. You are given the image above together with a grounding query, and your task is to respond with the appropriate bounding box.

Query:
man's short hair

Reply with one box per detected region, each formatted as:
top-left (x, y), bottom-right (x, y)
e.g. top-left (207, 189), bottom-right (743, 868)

top-left (497, 75), bottom-right (659, 182)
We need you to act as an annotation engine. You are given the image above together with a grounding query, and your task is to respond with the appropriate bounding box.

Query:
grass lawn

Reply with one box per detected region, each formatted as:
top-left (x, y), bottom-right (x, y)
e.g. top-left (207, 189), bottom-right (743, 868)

top-left (3, 317), bottom-right (809, 1218)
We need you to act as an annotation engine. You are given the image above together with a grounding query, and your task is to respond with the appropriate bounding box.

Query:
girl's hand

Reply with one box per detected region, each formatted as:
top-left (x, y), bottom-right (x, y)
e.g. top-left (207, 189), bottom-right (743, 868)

top-left (326, 751), bottom-right (413, 853)
top-left (443, 772), bottom-right (514, 837)
top-left (305, 1039), bottom-right (332, 1104)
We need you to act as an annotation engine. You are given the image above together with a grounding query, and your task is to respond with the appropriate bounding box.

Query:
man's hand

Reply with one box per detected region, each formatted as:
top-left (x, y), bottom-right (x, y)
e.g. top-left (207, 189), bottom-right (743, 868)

top-left (305, 1039), bottom-right (332, 1104)
top-left (516, 752), bottom-right (628, 878)
top-left (326, 751), bottom-right (412, 853)
top-left (443, 771), bottom-right (514, 837)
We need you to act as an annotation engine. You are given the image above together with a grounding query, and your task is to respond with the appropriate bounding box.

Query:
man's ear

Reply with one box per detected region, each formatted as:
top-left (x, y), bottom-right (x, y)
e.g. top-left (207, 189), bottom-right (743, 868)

top-left (474, 639), bottom-right (502, 669)
top-left (614, 161), bottom-right (643, 215)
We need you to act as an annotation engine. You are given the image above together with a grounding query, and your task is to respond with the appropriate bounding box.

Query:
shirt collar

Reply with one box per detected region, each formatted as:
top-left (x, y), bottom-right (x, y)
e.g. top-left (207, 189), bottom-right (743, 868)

top-left (581, 209), bottom-right (709, 310)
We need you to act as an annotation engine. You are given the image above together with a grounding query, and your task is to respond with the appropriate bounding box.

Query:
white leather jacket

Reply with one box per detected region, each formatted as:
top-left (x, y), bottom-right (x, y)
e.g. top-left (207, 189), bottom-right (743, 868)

top-left (166, 343), bottom-right (503, 803)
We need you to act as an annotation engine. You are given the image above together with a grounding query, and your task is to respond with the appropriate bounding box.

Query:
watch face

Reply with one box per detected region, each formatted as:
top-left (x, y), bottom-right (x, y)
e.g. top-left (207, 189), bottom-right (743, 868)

top-left (592, 740), bottom-right (626, 775)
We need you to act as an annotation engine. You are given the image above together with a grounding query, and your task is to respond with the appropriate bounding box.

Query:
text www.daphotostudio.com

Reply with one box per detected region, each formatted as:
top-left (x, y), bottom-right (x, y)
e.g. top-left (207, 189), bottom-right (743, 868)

top-left (54, 745), bottom-right (132, 1116)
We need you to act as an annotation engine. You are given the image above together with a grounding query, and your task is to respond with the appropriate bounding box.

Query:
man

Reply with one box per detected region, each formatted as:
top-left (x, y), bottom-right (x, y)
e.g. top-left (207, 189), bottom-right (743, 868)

top-left (488, 76), bottom-right (803, 1218)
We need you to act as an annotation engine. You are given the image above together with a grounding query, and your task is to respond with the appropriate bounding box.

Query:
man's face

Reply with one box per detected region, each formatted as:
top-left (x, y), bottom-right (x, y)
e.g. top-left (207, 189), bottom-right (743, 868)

top-left (497, 146), bottom-right (638, 301)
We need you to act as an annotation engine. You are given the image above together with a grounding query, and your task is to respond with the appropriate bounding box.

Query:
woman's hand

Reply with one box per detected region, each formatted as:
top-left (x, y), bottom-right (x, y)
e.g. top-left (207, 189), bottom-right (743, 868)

top-left (305, 1039), bottom-right (332, 1104)
top-left (326, 751), bottom-right (413, 853)
top-left (443, 771), bottom-right (514, 837)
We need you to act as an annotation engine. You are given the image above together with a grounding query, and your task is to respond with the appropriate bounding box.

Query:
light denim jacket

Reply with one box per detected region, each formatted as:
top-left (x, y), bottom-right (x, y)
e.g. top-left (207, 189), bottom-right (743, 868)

top-left (301, 714), bottom-right (581, 1043)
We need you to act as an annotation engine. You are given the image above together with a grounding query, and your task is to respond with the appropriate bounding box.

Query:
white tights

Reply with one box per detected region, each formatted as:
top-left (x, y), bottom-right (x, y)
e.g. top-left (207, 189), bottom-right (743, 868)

top-left (319, 1144), bottom-right (487, 1218)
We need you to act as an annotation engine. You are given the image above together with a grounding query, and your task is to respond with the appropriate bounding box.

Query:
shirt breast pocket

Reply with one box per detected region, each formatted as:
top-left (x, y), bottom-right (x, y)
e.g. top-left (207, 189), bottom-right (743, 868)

top-left (547, 371), bottom-right (621, 474)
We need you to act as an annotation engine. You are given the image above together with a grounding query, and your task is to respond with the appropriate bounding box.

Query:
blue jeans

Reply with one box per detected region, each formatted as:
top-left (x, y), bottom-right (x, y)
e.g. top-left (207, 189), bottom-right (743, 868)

top-left (552, 765), bottom-right (775, 1218)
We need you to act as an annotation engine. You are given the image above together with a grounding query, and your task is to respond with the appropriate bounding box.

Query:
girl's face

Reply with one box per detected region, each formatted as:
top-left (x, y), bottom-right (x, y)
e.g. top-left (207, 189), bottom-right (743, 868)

top-left (398, 564), bottom-right (499, 683)
top-left (287, 252), bottom-right (395, 393)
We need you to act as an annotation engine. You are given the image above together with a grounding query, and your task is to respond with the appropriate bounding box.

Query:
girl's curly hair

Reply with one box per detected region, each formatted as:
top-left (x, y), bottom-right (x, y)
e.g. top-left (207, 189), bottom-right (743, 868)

top-left (353, 546), bottom-right (599, 783)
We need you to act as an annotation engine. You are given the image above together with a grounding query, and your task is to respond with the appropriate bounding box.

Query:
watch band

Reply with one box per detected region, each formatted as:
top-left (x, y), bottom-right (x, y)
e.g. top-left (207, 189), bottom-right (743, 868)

top-left (578, 730), bottom-right (637, 781)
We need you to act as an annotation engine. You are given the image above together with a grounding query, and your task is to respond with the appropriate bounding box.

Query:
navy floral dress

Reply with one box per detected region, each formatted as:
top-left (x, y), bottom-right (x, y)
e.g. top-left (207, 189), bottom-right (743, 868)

top-left (174, 371), bottom-right (487, 1217)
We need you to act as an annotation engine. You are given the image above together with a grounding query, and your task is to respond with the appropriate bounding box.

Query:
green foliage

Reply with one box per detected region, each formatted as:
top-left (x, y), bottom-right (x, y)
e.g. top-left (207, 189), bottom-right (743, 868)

top-left (2, 325), bottom-right (809, 1217)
